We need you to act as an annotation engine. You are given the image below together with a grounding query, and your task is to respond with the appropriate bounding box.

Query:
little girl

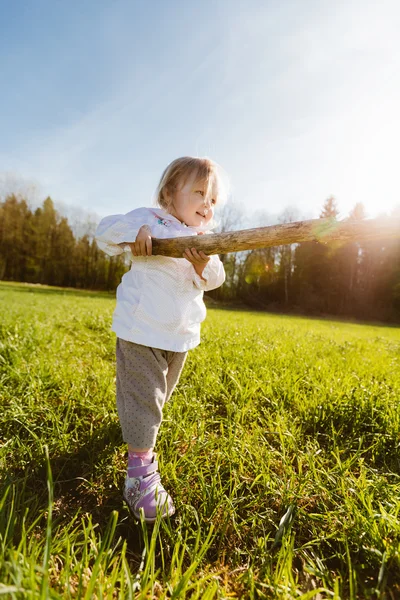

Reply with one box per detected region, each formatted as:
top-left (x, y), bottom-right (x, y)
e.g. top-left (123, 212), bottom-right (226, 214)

top-left (95, 156), bottom-right (227, 522)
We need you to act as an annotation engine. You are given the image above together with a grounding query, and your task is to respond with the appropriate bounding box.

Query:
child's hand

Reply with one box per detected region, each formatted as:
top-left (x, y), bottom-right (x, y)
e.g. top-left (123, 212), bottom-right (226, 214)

top-left (183, 247), bottom-right (210, 280)
top-left (129, 225), bottom-right (152, 256)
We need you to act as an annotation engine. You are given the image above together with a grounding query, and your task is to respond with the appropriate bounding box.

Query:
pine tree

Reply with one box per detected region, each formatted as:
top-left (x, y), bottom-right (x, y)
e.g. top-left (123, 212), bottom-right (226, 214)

top-left (320, 196), bottom-right (339, 219)
top-left (0, 195), bottom-right (32, 281)
top-left (32, 197), bottom-right (58, 284)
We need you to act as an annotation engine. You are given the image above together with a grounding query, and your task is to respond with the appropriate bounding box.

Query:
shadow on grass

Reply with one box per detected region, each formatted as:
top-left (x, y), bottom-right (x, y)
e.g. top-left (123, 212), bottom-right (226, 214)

top-left (3, 420), bottom-right (145, 562)
top-left (0, 280), bottom-right (114, 300)
top-left (3, 280), bottom-right (399, 328)
top-left (211, 302), bottom-right (400, 329)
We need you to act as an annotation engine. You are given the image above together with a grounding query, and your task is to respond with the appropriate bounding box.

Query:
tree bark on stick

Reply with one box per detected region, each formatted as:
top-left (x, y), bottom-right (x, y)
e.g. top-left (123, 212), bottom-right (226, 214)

top-left (151, 217), bottom-right (400, 258)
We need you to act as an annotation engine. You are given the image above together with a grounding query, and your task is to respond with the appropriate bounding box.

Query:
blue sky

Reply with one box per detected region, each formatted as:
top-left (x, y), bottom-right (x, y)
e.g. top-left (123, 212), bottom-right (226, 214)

top-left (1, 0), bottom-right (399, 225)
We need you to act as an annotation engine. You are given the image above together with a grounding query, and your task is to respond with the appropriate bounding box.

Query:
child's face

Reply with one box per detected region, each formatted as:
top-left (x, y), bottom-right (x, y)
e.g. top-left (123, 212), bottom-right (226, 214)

top-left (167, 171), bottom-right (217, 227)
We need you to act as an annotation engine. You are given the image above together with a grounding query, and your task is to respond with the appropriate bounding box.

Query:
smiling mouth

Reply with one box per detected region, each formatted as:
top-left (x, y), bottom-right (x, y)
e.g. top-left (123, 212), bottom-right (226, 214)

top-left (196, 212), bottom-right (206, 218)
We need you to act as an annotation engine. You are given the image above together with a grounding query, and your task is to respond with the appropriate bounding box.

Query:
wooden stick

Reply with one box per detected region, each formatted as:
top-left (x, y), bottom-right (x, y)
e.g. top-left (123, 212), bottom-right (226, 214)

top-left (151, 217), bottom-right (400, 258)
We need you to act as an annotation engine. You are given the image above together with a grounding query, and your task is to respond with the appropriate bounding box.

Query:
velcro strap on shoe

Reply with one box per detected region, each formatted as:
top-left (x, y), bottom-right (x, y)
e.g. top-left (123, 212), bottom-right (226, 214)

top-left (128, 461), bottom-right (159, 478)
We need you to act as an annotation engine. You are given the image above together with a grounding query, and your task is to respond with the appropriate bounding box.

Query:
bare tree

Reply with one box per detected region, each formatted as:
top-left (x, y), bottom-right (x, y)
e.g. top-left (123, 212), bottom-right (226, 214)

top-left (277, 206), bottom-right (300, 306)
top-left (214, 199), bottom-right (246, 233)
top-left (0, 172), bottom-right (42, 207)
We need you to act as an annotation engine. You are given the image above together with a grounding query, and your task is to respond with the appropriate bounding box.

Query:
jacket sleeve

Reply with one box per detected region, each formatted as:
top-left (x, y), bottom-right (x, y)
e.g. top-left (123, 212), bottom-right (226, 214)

top-left (192, 254), bottom-right (226, 291)
top-left (94, 207), bottom-right (154, 256)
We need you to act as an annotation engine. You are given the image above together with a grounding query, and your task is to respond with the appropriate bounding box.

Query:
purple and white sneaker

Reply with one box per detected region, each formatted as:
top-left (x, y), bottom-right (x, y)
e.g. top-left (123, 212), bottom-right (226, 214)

top-left (123, 454), bottom-right (175, 523)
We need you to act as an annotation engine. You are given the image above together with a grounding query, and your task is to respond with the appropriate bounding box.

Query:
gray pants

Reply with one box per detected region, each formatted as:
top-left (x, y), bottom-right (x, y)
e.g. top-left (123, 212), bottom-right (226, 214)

top-left (116, 338), bottom-right (188, 448)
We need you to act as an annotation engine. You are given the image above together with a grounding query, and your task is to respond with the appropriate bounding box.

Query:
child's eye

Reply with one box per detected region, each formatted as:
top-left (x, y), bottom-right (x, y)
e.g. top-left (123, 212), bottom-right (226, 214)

top-left (196, 190), bottom-right (204, 196)
top-left (211, 199), bottom-right (216, 205)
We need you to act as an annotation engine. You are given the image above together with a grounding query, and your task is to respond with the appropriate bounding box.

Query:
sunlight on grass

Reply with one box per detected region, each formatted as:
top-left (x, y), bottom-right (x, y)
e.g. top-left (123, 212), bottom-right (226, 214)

top-left (1, 281), bottom-right (399, 598)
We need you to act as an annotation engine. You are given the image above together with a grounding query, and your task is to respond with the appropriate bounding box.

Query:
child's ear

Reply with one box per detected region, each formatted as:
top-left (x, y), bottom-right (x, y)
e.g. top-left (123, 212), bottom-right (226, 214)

top-left (165, 198), bottom-right (174, 212)
top-left (163, 186), bottom-right (173, 206)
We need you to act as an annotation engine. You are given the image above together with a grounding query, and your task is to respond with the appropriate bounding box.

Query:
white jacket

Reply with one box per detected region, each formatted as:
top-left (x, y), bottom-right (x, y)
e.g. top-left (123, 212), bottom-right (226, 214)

top-left (95, 207), bottom-right (225, 351)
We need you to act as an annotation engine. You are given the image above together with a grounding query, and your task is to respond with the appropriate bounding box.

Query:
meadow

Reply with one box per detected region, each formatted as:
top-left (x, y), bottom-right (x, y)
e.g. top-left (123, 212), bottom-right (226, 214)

top-left (0, 280), bottom-right (399, 599)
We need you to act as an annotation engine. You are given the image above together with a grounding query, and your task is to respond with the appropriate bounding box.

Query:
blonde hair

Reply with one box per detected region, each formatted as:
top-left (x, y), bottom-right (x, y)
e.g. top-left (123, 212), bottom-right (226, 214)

top-left (154, 156), bottom-right (228, 212)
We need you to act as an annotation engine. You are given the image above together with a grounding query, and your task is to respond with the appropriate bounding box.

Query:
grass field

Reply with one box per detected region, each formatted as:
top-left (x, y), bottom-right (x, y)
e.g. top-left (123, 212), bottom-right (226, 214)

top-left (1, 280), bottom-right (400, 599)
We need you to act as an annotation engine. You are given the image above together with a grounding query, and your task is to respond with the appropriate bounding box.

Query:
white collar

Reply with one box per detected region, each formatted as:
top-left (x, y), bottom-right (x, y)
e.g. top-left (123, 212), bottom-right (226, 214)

top-left (151, 207), bottom-right (213, 232)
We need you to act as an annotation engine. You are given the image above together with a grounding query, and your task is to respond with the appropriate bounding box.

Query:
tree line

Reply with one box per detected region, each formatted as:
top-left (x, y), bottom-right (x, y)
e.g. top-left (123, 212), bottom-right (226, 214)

top-left (1, 193), bottom-right (399, 322)
top-left (0, 195), bottom-right (127, 291)
top-left (216, 198), bottom-right (400, 322)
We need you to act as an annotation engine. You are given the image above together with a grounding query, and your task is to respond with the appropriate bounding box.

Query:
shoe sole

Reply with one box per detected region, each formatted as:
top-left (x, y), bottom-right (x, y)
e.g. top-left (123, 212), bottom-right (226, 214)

top-left (123, 494), bottom-right (175, 523)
